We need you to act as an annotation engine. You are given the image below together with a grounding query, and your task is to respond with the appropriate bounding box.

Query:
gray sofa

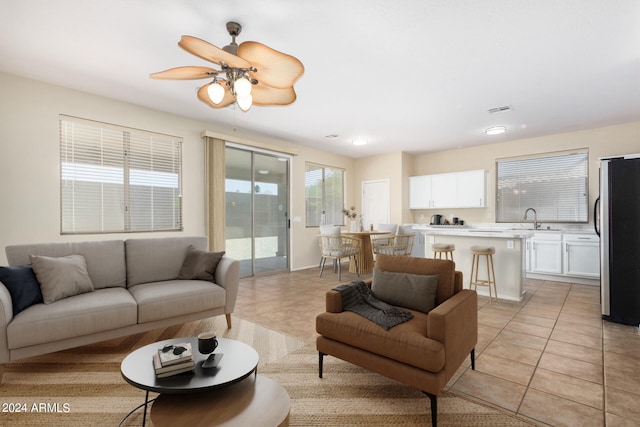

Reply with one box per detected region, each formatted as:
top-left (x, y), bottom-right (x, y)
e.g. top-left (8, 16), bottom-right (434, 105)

top-left (0, 236), bottom-right (240, 363)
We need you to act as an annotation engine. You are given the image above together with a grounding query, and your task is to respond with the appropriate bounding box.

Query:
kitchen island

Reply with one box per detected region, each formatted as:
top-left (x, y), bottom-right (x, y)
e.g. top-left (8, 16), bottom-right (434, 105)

top-left (417, 227), bottom-right (534, 301)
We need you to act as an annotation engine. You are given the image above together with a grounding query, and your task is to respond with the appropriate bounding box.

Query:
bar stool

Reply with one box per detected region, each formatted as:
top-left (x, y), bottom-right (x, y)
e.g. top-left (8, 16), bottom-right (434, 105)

top-left (469, 245), bottom-right (497, 303)
top-left (432, 243), bottom-right (455, 261)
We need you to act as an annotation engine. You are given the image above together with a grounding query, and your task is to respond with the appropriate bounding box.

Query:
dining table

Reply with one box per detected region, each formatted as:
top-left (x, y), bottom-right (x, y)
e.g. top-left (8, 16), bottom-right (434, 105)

top-left (341, 231), bottom-right (389, 275)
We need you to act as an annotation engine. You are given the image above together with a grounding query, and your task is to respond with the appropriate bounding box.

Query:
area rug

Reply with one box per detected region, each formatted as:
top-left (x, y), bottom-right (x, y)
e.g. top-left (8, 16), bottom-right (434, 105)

top-left (0, 316), bottom-right (537, 426)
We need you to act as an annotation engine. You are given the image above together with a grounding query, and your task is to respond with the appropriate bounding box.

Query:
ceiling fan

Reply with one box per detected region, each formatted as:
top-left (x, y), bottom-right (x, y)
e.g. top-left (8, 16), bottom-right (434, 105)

top-left (150, 22), bottom-right (304, 112)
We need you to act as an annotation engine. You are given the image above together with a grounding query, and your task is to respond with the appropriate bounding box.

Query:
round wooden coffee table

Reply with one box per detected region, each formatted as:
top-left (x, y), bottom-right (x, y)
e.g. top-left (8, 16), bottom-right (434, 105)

top-left (151, 374), bottom-right (290, 427)
top-left (120, 337), bottom-right (259, 426)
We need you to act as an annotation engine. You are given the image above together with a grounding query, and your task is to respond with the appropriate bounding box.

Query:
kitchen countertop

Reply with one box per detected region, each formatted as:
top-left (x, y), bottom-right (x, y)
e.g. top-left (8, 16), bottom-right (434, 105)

top-left (413, 225), bottom-right (596, 237)
top-left (415, 227), bottom-right (534, 239)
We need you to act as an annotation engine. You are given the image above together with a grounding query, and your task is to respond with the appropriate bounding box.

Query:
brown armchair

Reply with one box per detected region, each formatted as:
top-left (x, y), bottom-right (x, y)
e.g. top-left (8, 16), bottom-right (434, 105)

top-left (316, 255), bottom-right (478, 427)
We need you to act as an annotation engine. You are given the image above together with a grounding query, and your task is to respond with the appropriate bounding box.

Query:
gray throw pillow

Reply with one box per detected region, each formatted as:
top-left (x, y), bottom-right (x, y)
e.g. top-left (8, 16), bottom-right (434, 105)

top-left (29, 254), bottom-right (94, 304)
top-left (371, 269), bottom-right (439, 314)
top-left (178, 246), bottom-right (225, 282)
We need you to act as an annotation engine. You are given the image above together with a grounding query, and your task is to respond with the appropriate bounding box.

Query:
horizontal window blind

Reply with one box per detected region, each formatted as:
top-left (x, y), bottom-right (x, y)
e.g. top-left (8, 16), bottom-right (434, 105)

top-left (305, 163), bottom-right (345, 227)
top-left (60, 116), bottom-right (183, 234)
top-left (496, 150), bottom-right (589, 223)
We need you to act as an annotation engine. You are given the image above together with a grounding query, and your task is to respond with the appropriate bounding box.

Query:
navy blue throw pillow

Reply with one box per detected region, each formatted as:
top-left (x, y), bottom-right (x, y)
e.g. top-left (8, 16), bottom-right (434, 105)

top-left (0, 265), bottom-right (44, 315)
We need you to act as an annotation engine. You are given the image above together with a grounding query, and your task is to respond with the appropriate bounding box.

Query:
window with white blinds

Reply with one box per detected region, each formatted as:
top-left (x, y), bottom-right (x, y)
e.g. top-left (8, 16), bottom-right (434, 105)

top-left (305, 163), bottom-right (345, 227)
top-left (496, 149), bottom-right (589, 223)
top-left (60, 116), bottom-right (183, 234)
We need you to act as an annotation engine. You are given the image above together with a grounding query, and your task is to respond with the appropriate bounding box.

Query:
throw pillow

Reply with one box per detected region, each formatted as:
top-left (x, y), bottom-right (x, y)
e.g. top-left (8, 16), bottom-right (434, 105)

top-left (0, 265), bottom-right (44, 315)
top-left (371, 269), bottom-right (439, 314)
top-left (178, 246), bottom-right (225, 282)
top-left (29, 254), bottom-right (94, 304)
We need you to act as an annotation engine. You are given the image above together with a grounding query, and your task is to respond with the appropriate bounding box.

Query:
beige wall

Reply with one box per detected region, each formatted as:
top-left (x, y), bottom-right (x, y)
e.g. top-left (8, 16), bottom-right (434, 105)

top-left (0, 72), bottom-right (355, 269)
top-left (410, 122), bottom-right (640, 226)
top-left (0, 73), bottom-right (208, 265)
top-left (2, 72), bottom-right (639, 269)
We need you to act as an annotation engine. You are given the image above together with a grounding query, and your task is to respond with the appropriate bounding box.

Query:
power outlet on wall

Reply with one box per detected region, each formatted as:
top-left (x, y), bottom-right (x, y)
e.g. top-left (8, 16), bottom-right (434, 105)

top-left (507, 240), bottom-right (514, 249)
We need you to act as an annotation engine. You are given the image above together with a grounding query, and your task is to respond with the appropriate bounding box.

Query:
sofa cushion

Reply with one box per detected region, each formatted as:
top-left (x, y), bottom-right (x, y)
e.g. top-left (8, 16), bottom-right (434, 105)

top-left (316, 310), bottom-right (445, 373)
top-left (371, 269), bottom-right (439, 314)
top-left (0, 265), bottom-right (43, 315)
top-left (374, 255), bottom-right (455, 305)
top-left (5, 240), bottom-right (126, 289)
top-left (128, 280), bottom-right (226, 323)
top-left (30, 254), bottom-right (94, 304)
top-left (178, 246), bottom-right (225, 282)
top-left (125, 236), bottom-right (208, 287)
top-left (7, 287), bottom-right (137, 349)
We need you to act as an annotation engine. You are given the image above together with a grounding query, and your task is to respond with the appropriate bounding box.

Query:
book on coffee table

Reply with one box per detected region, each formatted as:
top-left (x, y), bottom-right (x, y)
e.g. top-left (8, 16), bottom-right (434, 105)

top-left (155, 363), bottom-right (196, 379)
top-left (153, 352), bottom-right (195, 373)
top-left (157, 342), bottom-right (193, 366)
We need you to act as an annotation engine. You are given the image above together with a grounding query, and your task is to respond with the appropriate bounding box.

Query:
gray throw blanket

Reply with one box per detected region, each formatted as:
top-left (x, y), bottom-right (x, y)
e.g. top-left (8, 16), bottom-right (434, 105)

top-left (333, 281), bottom-right (413, 330)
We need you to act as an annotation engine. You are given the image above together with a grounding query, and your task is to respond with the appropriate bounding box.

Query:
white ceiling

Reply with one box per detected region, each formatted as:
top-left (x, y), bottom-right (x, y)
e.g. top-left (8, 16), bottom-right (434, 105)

top-left (1, 0), bottom-right (639, 158)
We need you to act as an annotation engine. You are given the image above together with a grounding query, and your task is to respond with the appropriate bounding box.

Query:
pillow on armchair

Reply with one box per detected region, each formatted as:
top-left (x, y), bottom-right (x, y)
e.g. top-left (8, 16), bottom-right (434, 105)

top-left (371, 269), bottom-right (439, 314)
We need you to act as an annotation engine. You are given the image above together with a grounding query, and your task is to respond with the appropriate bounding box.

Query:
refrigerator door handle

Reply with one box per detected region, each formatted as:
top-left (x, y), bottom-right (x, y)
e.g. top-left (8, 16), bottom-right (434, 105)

top-left (594, 196), bottom-right (600, 236)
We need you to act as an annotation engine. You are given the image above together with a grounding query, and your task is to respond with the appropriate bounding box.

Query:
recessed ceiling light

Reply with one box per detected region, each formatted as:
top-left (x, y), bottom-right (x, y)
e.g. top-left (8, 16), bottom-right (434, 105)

top-left (258, 170), bottom-right (269, 175)
top-left (352, 137), bottom-right (368, 146)
top-left (485, 126), bottom-right (507, 135)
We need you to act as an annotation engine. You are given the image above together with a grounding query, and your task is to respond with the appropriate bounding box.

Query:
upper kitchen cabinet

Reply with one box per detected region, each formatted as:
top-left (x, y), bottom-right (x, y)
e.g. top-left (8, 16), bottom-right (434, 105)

top-left (409, 175), bottom-right (433, 209)
top-left (431, 173), bottom-right (457, 208)
top-left (456, 170), bottom-right (486, 208)
top-left (409, 170), bottom-right (486, 209)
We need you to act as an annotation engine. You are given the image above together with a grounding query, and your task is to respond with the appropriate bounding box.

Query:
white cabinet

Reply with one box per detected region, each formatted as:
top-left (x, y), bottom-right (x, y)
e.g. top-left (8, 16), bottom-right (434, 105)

top-left (529, 233), bottom-right (563, 274)
top-left (456, 170), bottom-right (486, 207)
top-left (431, 174), bottom-right (457, 208)
top-left (409, 169), bottom-right (486, 209)
top-left (409, 176), bottom-right (432, 209)
top-left (525, 232), bottom-right (600, 279)
top-left (563, 234), bottom-right (600, 278)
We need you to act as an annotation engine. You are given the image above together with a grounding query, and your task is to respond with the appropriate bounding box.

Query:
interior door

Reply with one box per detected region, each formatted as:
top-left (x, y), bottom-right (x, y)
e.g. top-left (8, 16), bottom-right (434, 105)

top-left (225, 147), bottom-right (290, 277)
top-left (362, 179), bottom-right (390, 230)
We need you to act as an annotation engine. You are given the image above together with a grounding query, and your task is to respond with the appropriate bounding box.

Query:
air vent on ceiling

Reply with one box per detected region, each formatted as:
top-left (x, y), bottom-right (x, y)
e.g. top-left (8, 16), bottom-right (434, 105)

top-left (487, 105), bottom-right (512, 114)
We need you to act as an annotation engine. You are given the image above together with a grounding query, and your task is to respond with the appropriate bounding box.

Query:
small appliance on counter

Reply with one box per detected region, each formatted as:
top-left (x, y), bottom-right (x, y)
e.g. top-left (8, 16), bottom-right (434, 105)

top-left (429, 214), bottom-right (464, 226)
top-left (430, 214), bottom-right (443, 225)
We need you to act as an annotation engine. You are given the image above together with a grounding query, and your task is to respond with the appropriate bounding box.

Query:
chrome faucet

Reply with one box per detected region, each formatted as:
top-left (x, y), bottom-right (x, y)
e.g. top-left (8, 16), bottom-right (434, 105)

top-left (524, 208), bottom-right (540, 230)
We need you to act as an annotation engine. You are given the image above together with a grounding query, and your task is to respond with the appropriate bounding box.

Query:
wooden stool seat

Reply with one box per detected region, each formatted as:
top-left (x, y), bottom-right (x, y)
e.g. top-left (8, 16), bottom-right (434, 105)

top-left (433, 243), bottom-right (455, 261)
top-left (469, 246), bottom-right (497, 302)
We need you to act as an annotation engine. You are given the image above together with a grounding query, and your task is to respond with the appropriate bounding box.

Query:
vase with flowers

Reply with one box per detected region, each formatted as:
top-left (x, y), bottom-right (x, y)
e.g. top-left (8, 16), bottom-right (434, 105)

top-left (343, 206), bottom-right (359, 232)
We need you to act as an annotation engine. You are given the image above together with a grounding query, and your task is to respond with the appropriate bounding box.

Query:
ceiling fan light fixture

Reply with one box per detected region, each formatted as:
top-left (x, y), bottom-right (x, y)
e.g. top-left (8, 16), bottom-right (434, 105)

top-left (151, 22), bottom-right (304, 113)
top-left (485, 126), bottom-right (507, 135)
top-left (237, 94), bottom-right (253, 112)
top-left (207, 81), bottom-right (225, 104)
top-left (234, 77), bottom-right (252, 97)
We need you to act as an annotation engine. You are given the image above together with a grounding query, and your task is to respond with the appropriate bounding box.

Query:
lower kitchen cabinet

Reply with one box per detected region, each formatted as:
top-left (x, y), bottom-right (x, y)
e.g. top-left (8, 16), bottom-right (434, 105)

top-left (563, 234), bottom-right (600, 278)
top-left (529, 233), bottom-right (563, 274)
top-left (526, 232), bottom-right (600, 279)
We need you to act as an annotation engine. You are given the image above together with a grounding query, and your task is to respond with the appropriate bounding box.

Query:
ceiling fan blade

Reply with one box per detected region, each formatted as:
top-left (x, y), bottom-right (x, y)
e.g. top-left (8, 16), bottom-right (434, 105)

top-left (238, 41), bottom-right (304, 89)
top-left (252, 83), bottom-right (297, 106)
top-left (179, 35), bottom-right (251, 69)
top-left (197, 82), bottom-right (235, 109)
top-left (150, 66), bottom-right (219, 80)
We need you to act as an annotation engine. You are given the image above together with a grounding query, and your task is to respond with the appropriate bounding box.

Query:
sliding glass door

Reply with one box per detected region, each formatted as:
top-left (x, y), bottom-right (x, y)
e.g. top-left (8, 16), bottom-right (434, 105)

top-left (225, 146), bottom-right (289, 277)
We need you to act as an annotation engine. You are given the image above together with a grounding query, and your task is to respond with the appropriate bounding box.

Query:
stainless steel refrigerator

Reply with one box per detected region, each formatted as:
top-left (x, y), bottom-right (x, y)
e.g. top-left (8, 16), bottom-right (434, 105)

top-left (597, 154), bottom-right (640, 326)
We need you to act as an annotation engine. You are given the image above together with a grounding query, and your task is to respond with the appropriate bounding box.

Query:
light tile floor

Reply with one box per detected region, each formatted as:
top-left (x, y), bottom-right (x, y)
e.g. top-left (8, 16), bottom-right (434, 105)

top-left (234, 264), bottom-right (640, 426)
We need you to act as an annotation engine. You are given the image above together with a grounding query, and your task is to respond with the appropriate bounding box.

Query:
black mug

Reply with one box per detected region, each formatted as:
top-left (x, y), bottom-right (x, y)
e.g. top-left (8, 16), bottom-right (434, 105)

top-left (197, 332), bottom-right (218, 354)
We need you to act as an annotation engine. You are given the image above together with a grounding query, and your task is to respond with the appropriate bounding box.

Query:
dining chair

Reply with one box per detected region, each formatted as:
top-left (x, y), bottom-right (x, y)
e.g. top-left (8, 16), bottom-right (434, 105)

top-left (318, 227), bottom-right (361, 281)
